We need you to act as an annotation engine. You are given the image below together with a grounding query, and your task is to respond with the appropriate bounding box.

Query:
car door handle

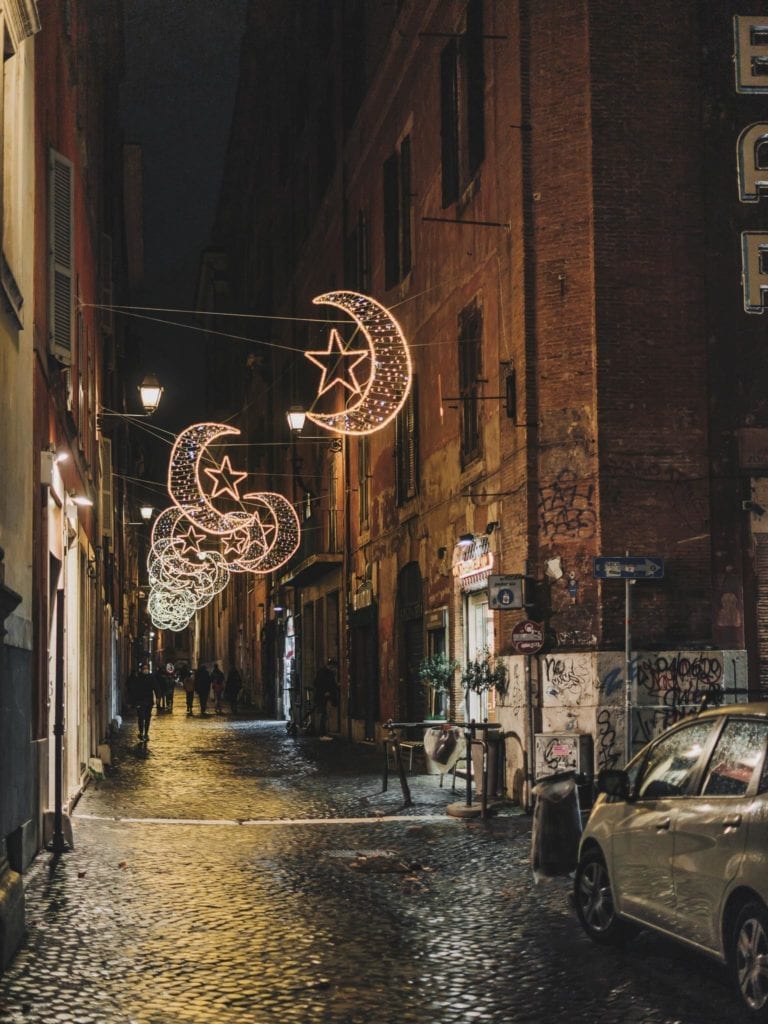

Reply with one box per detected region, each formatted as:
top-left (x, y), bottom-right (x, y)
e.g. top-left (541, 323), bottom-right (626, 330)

top-left (656, 817), bottom-right (671, 831)
top-left (722, 814), bottom-right (742, 830)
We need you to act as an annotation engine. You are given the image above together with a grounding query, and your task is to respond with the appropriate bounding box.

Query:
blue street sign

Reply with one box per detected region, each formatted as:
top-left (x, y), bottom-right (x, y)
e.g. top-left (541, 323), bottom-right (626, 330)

top-left (593, 555), bottom-right (664, 580)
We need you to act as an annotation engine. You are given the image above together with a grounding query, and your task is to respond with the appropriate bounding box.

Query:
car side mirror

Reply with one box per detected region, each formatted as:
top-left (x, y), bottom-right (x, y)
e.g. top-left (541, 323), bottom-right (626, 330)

top-left (597, 768), bottom-right (631, 800)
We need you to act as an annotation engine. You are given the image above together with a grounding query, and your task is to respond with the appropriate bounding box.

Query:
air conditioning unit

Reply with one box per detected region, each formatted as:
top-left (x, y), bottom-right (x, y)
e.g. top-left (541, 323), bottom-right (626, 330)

top-left (535, 733), bottom-right (593, 779)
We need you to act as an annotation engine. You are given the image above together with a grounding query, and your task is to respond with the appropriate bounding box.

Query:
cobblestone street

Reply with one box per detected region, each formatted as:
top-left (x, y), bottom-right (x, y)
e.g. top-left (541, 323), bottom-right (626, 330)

top-left (0, 709), bottom-right (745, 1023)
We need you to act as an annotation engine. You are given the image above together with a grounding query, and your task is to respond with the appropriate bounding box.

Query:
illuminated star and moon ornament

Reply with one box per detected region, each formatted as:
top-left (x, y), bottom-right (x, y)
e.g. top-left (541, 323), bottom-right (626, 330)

top-left (145, 423), bottom-right (301, 631)
top-left (304, 290), bottom-right (412, 435)
top-left (144, 290), bottom-right (410, 631)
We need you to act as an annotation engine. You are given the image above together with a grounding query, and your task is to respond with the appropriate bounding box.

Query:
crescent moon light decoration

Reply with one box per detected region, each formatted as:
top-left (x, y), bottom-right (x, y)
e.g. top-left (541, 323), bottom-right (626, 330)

top-left (150, 422), bottom-right (302, 629)
top-left (304, 290), bottom-right (412, 435)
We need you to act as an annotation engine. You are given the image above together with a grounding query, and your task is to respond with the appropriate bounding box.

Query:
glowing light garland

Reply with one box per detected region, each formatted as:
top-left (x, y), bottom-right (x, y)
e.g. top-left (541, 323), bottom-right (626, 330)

top-left (305, 290), bottom-right (412, 435)
top-left (145, 423), bottom-right (302, 631)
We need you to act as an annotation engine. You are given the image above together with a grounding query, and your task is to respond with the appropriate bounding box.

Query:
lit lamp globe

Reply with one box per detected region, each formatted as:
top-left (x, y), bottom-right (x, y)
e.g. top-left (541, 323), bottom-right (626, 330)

top-left (138, 373), bottom-right (163, 415)
top-left (286, 407), bottom-right (307, 433)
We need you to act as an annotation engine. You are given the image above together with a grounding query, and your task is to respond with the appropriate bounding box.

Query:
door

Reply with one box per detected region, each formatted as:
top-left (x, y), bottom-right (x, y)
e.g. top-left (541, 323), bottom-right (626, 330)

top-left (610, 718), bottom-right (717, 931)
top-left (465, 592), bottom-right (491, 722)
top-left (673, 717), bottom-right (768, 951)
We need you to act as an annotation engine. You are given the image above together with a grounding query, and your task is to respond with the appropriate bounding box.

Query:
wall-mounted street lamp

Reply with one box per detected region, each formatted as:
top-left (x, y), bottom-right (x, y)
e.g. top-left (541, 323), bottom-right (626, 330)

top-left (99, 373), bottom-right (164, 427)
top-left (286, 406), bottom-right (307, 433)
top-left (285, 407), bottom-right (342, 452)
top-left (137, 373), bottom-right (163, 414)
top-left (139, 505), bottom-right (154, 521)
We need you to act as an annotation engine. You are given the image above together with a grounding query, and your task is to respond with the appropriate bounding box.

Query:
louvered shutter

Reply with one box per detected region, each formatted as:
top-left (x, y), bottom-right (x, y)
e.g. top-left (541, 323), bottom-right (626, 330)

top-left (99, 437), bottom-right (114, 540)
top-left (49, 149), bottom-right (74, 365)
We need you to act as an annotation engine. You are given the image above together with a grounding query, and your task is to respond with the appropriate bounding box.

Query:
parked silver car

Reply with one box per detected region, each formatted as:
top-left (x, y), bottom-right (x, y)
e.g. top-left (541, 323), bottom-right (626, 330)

top-left (574, 702), bottom-right (768, 1020)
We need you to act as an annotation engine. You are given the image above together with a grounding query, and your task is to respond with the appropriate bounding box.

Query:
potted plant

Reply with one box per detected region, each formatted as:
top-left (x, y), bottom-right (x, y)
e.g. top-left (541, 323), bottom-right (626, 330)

top-left (460, 648), bottom-right (508, 698)
top-left (417, 652), bottom-right (458, 719)
top-left (460, 649), bottom-right (508, 800)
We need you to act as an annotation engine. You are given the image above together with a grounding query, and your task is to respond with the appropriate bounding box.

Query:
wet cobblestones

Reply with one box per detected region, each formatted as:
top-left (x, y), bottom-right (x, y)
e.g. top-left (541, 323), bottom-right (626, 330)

top-left (0, 710), bottom-right (748, 1023)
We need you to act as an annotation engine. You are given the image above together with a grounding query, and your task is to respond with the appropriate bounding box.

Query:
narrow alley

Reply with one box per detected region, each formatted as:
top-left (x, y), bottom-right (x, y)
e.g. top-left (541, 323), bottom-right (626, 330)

top-left (0, 709), bottom-right (744, 1024)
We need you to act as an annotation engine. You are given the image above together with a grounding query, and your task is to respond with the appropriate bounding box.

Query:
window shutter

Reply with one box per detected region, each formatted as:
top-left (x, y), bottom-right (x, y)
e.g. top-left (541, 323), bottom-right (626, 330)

top-left (440, 41), bottom-right (459, 207)
top-left (465, 0), bottom-right (486, 177)
top-left (5, 0), bottom-right (41, 48)
top-left (100, 233), bottom-right (114, 335)
top-left (49, 149), bottom-right (74, 365)
top-left (399, 136), bottom-right (412, 278)
top-left (406, 378), bottom-right (418, 499)
top-left (383, 152), bottom-right (400, 289)
top-left (99, 436), bottom-right (114, 540)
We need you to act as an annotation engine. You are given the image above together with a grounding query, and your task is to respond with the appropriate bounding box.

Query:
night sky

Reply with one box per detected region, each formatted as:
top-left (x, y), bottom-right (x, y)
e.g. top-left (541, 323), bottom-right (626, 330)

top-left (119, 0), bottom-right (247, 445)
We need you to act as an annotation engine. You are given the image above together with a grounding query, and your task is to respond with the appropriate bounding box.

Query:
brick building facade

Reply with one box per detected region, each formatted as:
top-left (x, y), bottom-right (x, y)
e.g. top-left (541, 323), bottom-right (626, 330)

top-left (204, 0), bottom-right (768, 794)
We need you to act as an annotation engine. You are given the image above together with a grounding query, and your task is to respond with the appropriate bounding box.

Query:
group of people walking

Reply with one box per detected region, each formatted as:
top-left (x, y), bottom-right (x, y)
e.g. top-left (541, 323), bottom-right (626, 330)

top-left (126, 660), bottom-right (244, 741)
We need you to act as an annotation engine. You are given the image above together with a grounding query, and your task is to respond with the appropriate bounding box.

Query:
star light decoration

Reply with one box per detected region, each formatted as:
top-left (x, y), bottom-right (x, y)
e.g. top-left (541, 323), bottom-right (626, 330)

top-left (304, 290), bottom-right (413, 435)
top-left (145, 423), bottom-right (301, 632)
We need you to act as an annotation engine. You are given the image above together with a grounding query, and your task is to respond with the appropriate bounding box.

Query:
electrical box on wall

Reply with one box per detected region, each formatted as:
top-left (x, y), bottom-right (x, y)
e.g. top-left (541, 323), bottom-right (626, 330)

top-left (534, 733), bottom-right (593, 779)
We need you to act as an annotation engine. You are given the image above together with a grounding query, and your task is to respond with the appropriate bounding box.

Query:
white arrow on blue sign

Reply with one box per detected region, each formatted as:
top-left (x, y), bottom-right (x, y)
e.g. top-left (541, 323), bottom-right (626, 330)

top-left (593, 556), bottom-right (664, 580)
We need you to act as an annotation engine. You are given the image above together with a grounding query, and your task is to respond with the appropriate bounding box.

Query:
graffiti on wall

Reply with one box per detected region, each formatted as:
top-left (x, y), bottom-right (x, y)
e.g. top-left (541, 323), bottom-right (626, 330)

top-left (542, 654), bottom-right (590, 707)
top-left (538, 469), bottom-right (596, 539)
top-left (596, 708), bottom-right (622, 771)
top-left (508, 659), bottom-right (525, 717)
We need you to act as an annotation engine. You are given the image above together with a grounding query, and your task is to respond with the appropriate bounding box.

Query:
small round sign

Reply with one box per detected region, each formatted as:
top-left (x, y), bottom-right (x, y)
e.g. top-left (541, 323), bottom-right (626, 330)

top-left (510, 618), bottom-right (545, 654)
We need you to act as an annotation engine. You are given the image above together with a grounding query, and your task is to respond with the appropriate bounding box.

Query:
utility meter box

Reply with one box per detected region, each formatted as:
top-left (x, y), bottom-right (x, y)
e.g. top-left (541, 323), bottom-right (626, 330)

top-left (535, 733), bottom-right (593, 779)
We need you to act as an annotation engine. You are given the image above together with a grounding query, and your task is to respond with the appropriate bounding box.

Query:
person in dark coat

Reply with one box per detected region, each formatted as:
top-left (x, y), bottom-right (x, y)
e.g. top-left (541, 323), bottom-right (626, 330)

top-left (211, 663), bottom-right (225, 714)
top-left (152, 665), bottom-right (168, 711)
top-left (127, 664), bottom-right (155, 741)
top-left (314, 662), bottom-right (337, 737)
top-left (224, 666), bottom-right (242, 714)
top-left (194, 662), bottom-right (211, 716)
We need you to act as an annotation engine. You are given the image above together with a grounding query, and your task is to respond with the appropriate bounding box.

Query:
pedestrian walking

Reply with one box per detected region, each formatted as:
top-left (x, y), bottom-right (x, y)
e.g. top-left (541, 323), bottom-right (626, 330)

top-left (195, 661), bottom-right (211, 716)
top-left (313, 661), bottom-right (338, 737)
top-left (224, 666), bottom-right (242, 714)
top-left (153, 664), bottom-right (168, 711)
top-left (179, 663), bottom-right (195, 715)
top-left (211, 662), bottom-right (225, 714)
top-left (165, 662), bottom-right (176, 711)
top-left (127, 664), bottom-right (155, 741)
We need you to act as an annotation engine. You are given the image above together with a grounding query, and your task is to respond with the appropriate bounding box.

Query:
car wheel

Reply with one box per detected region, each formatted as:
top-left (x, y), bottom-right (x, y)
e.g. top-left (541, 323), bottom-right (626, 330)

top-left (574, 848), bottom-right (627, 945)
top-left (730, 900), bottom-right (768, 1020)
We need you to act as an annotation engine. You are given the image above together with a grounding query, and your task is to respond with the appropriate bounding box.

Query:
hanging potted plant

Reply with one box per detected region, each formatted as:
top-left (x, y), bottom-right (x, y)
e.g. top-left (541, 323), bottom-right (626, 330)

top-left (417, 652), bottom-right (458, 720)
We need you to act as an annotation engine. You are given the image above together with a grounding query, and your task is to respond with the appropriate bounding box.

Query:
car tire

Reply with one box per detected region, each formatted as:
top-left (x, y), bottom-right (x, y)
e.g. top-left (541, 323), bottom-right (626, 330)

top-left (730, 900), bottom-right (768, 1020)
top-left (574, 847), bottom-right (628, 946)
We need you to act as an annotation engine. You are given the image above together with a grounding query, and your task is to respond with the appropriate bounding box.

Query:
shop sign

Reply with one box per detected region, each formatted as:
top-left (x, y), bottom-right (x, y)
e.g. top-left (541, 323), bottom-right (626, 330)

top-left (510, 618), bottom-right (545, 654)
top-left (488, 574), bottom-right (524, 610)
top-left (452, 535), bottom-right (494, 579)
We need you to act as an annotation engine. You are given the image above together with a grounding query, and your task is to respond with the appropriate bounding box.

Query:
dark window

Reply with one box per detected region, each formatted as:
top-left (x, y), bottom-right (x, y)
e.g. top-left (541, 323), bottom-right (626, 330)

top-left (317, 76), bottom-right (336, 199)
top-left (358, 434), bottom-right (370, 527)
top-left (344, 210), bottom-right (369, 292)
top-left (342, 0), bottom-right (366, 132)
top-left (440, 0), bottom-right (485, 208)
top-left (395, 377), bottom-right (418, 505)
top-left (458, 301), bottom-right (482, 464)
top-left (440, 42), bottom-right (459, 207)
top-left (383, 134), bottom-right (412, 290)
top-left (703, 719), bottom-right (768, 796)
